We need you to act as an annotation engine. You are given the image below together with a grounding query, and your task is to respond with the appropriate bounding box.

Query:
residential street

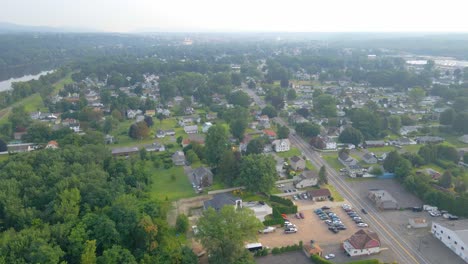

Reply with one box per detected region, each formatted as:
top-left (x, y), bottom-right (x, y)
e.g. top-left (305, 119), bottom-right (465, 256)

top-left (243, 86), bottom-right (431, 264)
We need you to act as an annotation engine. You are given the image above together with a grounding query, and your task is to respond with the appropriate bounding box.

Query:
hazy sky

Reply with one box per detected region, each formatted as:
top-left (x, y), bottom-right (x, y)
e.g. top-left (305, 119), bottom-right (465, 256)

top-left (2, 0), bottom-right (468, 32)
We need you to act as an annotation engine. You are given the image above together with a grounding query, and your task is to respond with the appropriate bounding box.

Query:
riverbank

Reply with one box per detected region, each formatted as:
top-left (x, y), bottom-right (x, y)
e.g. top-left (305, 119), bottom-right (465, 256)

top-left (0, 73), bottom-right (73, 125)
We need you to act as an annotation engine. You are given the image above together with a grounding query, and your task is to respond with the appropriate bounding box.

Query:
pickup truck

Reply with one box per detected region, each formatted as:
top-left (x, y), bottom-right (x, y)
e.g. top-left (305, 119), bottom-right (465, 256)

top-left (259, 226), bottom-right (276, 234)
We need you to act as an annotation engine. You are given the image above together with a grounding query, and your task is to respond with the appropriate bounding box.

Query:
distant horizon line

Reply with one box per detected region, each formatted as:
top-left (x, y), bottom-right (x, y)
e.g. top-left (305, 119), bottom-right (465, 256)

top-left (2, 21), bottom-right (468, 35)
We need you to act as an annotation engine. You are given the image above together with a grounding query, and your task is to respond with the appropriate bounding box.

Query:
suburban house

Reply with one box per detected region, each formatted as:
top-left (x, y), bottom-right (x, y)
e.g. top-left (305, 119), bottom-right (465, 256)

top-left (343, 229), bottom-right (381, 257)
top-left (202, 122), bottom-right (213, 133)
top-left (362, 152), bottom-right (378, 164)
top-left (156, 130), bottom-right (166, 138)
top-left (395, 137), bottom-right (417, 146)
top-left (294, 170), bottom-right (318, 188)
top-left (290, 156), bottom-right (306, 171)
top-left (458, 135), bottom-right (468, 144)
top-left (416, 136), bottom-right (444, 144)
top-left (127, 109), bottom-right (142, 119)
top-left (263, 129), bottom-right (277, 140)
top-left (272, 139), bottom-right (290, 152)
top-left (400, 125), bottom-right (422, 136)
top-left (368, 190), bottom-right (399, 210)
top-left (144, 143), bottom-right (165, 152)
top-left (206, 113), bottom-right (217, 120)
top-left (303, 242), bottom-right (323, 258)
top-left (184, 125), bottom-right (199, 134)
top-left (364, 140), bottom-right (386, 148)
top-left (431, 221), bottom-right (468, 263)
top-left (203, 193), bottom-right (243, 211)
top-left (111, 147), bottom-right (139, 157)
top-left (408, 217), bottom-right (428, 229)
top-left (338, 152), bottom-right (358, 167)
top-left (165, 129), bottom-right (176, 136)
top-left (307, 189), bottom-right (331, 201)
top-left (192, 167), bottom-right (213, 187)
top-left (105, 135), bottom-right (115, 144)
top-left (312, 136), bottom-right (337, 150)
top-left (45, 140), bottom-right (59, 149)
top-left (172, 151), bottom-right (186, 166)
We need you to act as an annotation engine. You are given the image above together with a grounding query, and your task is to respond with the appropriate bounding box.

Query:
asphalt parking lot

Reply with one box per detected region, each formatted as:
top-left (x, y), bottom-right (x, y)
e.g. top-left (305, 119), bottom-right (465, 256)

top-left (258, 204), bottom-right (359, 249)
top-left (345, 177), bottom-right (466, 264)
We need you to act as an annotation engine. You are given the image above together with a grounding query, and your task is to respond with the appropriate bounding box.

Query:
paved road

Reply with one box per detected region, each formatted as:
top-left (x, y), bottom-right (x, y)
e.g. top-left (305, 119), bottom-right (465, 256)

top-left (243, 86), bottom-right (430, 264)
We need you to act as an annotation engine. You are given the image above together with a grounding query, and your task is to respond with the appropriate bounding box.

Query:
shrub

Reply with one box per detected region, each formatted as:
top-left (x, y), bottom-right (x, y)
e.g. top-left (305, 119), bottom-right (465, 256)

top-left (310, 254), bottom-right (333, 264)
top-left (262, 218), bottom-right (284, 226)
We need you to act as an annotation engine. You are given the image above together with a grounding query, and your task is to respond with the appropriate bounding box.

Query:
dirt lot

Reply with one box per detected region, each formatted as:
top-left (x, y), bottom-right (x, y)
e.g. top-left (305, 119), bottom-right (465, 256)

top-left (258, 203), bottom-right (359, 248)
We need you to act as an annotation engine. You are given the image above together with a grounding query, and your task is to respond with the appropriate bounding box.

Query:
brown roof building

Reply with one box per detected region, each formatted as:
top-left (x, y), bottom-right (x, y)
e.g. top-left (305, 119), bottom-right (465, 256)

top-left (343, 229), bottom-right (381, 257)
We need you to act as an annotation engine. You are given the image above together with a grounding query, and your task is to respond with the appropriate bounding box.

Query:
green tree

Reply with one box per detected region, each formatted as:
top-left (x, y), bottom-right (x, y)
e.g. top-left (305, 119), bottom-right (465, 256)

top-left (197, 206), bottom-right (262, 264)
top-left (314, 94), bottom-right (337, 117)
top-left (54, 188), bottom-right (81, 223)
top-left (277, 125), bottom-right (290, 139)
top-left (230, 118), bottom-right (247, 141)
top-left (81, 240), bottom-right (97, 264)
top-left (143, 116), bottom-right (154, 127)
top-left (439, 108), bottom-right (455, 125)
top-left (454, 179), bottom-right (466, 193)
top-left (8, 105), bottom-right (31, 130)
top-left (205, 125), bottom-right (229, 166)
top-left (237, 154), bottom-right (277, 194)
top-left (338, 127), bottom-right (363, 146)
top-left (186, 149), bottom-right (200, 164)
top-left (218, 150), bottom-right (240, 186)
top-left (99, 245), bottom-right (137, 264)
top-left (439, 171), bottom-right (452, 188)
top-left (176, 136), bottom-right (183, 146)
top-left (228, 91), bottom-right (251, 107)
top-left (388, 115), bottom-right (401, 134)
top-left (128, 121), bottom-right (150, 139)
top-left (246, 138), bottom-right (265, 155)
top-left (383, 151), bottom-right (401, 173)
top-left (0, 138), bottom-right (7, 152)
top-left (409, 87), bottom-right (426, 106)
top-left (261, 105), bottom-right (277, 118)
top-left (395, 158), bottom-right (412, 179)
top-left (453, 112), bottom-right (468, 134)
top-left (349, 108), bottom-right (382, 139)
top-left (295, 122), bottom-right (320, 138)
top-left (287, 89), bottom-right (297, 100)
top-left (318, 166), bottom-right (328, 185)
top-left (175, 214), bottom-right (189, 234)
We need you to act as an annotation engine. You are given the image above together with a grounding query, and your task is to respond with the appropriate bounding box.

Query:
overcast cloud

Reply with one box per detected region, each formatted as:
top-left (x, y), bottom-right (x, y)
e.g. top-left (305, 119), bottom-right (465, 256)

top-left (2, 0), bottom-right (468, 32)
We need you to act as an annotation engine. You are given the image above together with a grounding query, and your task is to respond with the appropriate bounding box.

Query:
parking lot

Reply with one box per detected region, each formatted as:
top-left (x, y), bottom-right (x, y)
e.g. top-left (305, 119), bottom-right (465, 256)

top-left (258, 203), bottom-right (360, 249)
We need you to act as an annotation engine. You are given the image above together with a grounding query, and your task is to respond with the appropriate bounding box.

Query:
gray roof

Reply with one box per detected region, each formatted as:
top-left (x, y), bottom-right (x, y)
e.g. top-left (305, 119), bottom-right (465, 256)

top-left (193, 167), bottom-right (213, 178)
top-left (363, 152), bottom-right (376, 160)
top-left (434, 221), bottom-right (468, 246)
top-left (204, 193), bottom-right (241, 211)
top-left (112, 147), bottom-right (139, 155)
top-left (290, 155), bottom-right (303, 163)
top-left (301, 170), bottom-right (318, 180)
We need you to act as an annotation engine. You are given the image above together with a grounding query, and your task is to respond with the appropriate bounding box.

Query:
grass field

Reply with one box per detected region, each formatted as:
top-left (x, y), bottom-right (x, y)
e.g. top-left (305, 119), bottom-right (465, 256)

top-left (323, 184), bottom-right (344, 202)
top-left (322, 153), bottom-right (344, 171)
top-left (0, 155), bottom-right (9, 163)
top-left (276, 147), bottom-right (302, 158)
top-left (148, 165), bottom-right (195, 201)
top-left (0, 73), bottom-right (73, 125)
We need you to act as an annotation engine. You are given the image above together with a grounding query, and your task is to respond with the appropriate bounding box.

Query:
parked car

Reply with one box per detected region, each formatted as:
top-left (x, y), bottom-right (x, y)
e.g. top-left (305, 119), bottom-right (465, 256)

top-left (357, 223), bottom-right (369, 227)
top-left (328, 227), bottom-right (339, 233)
top-left (361, 208), bottom-right (368, 214)
top-left (259, 226), bottom-right (277, 234)
top-left (325, 254), bottom-right (336, 259)
top-left (284, 228), bottom-right (297, 233)
top-left (299, 212), bottom-right (305, 219)
top-left (295, 213), bottom-right (301, 219)
top-left (321, 206), bottom-right (331, 210)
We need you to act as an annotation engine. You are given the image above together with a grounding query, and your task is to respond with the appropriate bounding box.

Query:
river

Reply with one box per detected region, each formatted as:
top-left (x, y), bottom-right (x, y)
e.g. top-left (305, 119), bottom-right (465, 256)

top-left (0, 70), bottom-right (55, 92)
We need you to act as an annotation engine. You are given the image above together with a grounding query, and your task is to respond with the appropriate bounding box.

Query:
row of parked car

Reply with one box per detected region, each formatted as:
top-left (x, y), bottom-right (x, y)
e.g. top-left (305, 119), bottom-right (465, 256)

top-left (342, 204), bottom-right (368, 228)
top-left (284, 220), bottom-right (298, 234)
top-left (314, 206), bottom-right (346, 233)
top-left (293, 193), bottom-right (309, 200)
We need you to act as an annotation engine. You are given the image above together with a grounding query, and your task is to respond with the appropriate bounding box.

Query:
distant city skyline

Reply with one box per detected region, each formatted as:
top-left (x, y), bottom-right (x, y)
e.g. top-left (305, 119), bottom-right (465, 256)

top-left (2, 0), bottom-right (468, 33)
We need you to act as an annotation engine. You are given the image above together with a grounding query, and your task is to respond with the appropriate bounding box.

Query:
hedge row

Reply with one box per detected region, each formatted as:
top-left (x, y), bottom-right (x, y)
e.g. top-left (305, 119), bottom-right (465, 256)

top-left (310, 255), bottom-right (381, 264)
top-left (263, 217), bottom-right (285, 226)
top-left (271, 241), bottom-right (303, 255)
top-left (270, 195), bottom-right (294, 206)
top-left (253, 248), bottom-right (269, 257)
top-left (273, 205), bottom-right (298, 216)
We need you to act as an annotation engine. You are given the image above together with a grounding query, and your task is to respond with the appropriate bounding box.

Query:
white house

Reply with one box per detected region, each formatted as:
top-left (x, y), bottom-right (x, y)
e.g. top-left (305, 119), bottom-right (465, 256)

top-left (202, 122), bottom-right (213, 133)
top-left (272, 139), bottom-right (290, 152)
top-left (184, 125), bottom-right (198, 134)
top-left (432, 222), bottom-right (468, 263)
top-left (294, 170), bottom-right (318, 189)
top-left (343, 229), bottom-right (381, 257)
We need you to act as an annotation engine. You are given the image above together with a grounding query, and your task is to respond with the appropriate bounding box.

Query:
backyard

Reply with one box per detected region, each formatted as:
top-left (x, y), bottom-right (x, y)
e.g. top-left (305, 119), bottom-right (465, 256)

top-left (148, 164), bottom-right (195, 201)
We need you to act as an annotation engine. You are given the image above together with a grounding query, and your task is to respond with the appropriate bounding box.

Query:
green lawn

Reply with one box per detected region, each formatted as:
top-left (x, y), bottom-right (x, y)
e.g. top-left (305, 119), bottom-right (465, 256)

top-left (401, 144), bottom-right (420, 153)
top-left (276, 147), bottom-right (302, 158)
top-left (322, 154), bottom-right (344, 171)
top-left (305, 160), bottom-right (316, 171)
top-left (0, 155), bottom-right (9, 163)
top-left (148, 165), bottom-right (195, 201)
top-left (365, 146), bottom-right (396, 154)
top-left (323, 184), bottom-right (344, 202)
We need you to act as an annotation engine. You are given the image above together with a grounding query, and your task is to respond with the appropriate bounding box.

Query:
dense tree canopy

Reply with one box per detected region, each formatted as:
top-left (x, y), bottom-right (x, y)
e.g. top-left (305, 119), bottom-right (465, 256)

top-left (237, 154), bottom-right (277, 194)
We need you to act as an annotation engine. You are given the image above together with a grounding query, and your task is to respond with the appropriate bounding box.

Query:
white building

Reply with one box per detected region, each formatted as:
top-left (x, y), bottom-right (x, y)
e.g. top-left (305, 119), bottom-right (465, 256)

top-left (432, 221), bottom-right (468, 263)
top-left (184, 125), bottom-right (199, 134)
top-left (343, 229), bottom-right (381, 257)
top-left (272, 139), bottom-right (290, 152)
